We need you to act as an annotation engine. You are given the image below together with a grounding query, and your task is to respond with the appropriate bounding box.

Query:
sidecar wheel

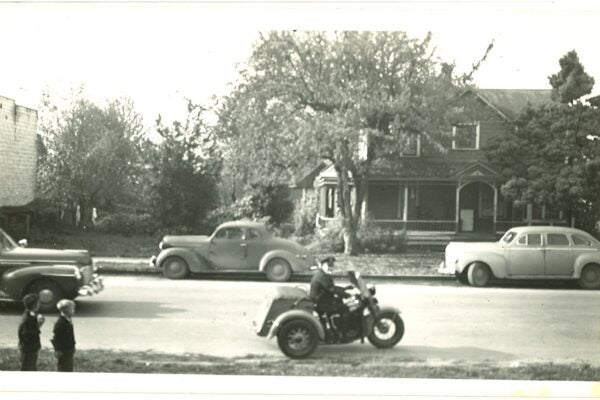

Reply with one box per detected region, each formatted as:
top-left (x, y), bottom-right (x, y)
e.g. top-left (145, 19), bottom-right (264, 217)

top-left (367, 312), bottom-right (404, 349)
top-left (277, 319), bottom-right (318, 359)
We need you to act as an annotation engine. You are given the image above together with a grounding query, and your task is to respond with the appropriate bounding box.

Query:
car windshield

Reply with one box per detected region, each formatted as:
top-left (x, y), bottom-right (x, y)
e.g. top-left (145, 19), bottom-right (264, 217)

top-left (0, 229), bottom-right (17, 251)
top-left (501, 230), bottom-right (517, 244)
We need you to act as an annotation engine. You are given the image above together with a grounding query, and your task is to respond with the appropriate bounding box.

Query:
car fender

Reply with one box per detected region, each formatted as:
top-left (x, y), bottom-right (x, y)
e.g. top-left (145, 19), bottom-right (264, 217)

top-left (259, 250), bottom-right (303, 272)
top-left (266, 309), bottom-right (325, 341)
top-left (156, 248), bottom-right (211, 273)
top-left (458, 253), bottom-right (508, 278)
top-left (573, 254), bottom-right (600, 278)
top-left (0, 264), bottom-right (79, 300)
top-left (366, 305), bottom-right (402, 331)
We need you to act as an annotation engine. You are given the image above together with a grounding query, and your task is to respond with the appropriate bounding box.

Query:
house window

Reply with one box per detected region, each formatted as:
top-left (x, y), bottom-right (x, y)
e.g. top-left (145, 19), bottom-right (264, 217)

top-left (325, 187), bottom-right (336, 218)
top-left (400, 135), bottom-right (420, 157)
top-left (452, 123), bottom-right (480, 150)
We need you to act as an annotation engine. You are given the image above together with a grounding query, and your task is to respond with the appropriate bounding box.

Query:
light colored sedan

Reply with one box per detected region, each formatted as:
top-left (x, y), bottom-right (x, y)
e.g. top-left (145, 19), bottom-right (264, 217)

top-left (438, 226), bottom-right (600, 289)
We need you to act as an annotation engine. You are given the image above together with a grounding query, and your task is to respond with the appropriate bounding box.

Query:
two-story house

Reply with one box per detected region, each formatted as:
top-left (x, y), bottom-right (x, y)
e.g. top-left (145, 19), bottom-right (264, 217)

top-left (0, 95), bottom-right (38, 233)
top-left (310, 89), bottom-right (567, 240)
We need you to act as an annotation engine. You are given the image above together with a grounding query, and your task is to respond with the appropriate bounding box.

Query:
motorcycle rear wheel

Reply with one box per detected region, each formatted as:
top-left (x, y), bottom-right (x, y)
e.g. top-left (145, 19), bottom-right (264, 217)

top-left (277, 319), bottom-right (319, 359)
top-left (367, 312), bottom-right (404, 349)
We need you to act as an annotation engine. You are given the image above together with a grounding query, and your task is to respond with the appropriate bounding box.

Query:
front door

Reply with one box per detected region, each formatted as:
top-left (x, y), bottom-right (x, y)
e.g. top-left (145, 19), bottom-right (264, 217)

top-left (544, 233), bottom-right (574, 276)
top-left (209, 227), bottom-right (246, 270)
top-left (507, 232), bottom-right (545, 276)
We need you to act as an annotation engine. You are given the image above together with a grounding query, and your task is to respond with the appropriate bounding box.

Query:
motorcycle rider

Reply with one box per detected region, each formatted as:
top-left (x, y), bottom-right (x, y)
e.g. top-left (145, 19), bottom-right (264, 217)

top-left (309, 256), bottom-right (351, 340)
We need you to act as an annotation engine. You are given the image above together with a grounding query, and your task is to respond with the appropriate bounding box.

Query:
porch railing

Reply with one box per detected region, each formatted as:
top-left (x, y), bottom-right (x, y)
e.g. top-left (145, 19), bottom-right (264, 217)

top-left (365, 219), bottom-right (457, 232)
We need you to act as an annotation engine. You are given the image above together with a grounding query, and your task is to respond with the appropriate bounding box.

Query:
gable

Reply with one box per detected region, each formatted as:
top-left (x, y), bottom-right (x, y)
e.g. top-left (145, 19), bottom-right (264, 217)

top-left (459, 89), bottom-right (553, 121)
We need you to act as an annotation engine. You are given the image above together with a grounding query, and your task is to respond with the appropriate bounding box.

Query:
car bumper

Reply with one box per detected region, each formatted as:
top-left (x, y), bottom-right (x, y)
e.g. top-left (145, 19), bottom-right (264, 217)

top-left (437, 261), bottom-right (455, 275)
top-left (78, 274), bottom-right (105, 296)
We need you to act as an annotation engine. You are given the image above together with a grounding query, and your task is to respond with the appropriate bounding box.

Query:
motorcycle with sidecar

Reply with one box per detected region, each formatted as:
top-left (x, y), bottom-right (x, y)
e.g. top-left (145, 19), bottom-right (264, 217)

top-left (254, 271), bottom-right (404, 359)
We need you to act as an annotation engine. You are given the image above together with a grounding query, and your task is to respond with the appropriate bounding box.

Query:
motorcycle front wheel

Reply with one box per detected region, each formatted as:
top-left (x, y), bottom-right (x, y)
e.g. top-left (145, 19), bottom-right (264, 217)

top-left (277, 319), bottom-right (319, 359)
top-left (367, 312), bottom-right (405, 349)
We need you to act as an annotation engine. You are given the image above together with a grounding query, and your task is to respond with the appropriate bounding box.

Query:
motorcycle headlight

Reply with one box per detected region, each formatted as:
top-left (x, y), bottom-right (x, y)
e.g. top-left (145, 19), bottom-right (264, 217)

top-left (368, 285), bottom-right (376, 296)
top-left (74, 268), bottom-right (82, 280)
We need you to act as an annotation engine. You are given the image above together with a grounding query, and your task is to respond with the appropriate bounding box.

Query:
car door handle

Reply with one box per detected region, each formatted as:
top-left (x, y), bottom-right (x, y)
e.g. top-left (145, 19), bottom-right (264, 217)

top-left (240, 243), bottom-right (247, 247)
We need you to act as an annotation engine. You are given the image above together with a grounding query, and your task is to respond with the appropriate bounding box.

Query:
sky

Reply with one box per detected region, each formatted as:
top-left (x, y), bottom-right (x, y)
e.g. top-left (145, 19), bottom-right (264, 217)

top-left (1, 1), bottom-right (600, 128)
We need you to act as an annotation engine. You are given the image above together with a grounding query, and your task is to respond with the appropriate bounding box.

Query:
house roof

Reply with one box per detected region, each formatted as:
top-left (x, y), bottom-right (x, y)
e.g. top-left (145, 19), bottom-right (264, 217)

top-left (361, 158), bottom-right (500, 182)
top-left (474, 89), bottom-right (553, 120)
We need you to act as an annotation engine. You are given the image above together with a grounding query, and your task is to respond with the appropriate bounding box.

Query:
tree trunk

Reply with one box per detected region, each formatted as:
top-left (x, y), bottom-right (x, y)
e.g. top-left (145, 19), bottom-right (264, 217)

top-left (342, 225), bottom-right (359, 256)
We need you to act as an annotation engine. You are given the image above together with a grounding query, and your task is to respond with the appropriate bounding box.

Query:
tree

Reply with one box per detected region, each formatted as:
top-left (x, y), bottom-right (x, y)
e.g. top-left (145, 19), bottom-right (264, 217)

top-left (486, 51), bottom-right (600, 234)
top-left (216, 31), bottom-right (484, 254)
top-left (549, 50), bottom-right (595, 105)
top-left (149, 102), bottom-right (221, 231)
top-left (38, 90), bottom-right (147, 228)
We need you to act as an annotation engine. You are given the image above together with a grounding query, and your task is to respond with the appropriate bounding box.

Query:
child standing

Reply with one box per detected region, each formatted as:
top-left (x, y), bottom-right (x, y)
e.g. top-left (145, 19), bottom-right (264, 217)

top-left (18, 293), bottom-right (45, 371)
top-left (51, 299), bottom-right (76, 372)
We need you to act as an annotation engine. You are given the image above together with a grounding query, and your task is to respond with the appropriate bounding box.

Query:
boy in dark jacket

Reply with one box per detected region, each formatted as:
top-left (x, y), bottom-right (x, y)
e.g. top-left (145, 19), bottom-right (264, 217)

top-left (51, 299), bottom-right (76, 372)
top-left (18, 293), bottom-right (45, 371)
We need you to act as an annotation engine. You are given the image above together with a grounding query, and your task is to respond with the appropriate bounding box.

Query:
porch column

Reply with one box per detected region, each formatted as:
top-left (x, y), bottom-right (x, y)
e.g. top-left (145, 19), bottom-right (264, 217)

top-left (361, 186), bottom-right (368, 221)
top-left (403, 186), bottom-right (408, 221)
top-left (493, 185), bottom-right (498, 234)
top-left (455, 183), bottom-right (461, 233)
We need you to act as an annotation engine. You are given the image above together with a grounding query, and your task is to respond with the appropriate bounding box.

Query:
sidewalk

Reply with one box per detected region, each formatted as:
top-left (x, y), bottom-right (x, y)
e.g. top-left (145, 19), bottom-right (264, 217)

top-left (93, 252), bottom-right (450, 279)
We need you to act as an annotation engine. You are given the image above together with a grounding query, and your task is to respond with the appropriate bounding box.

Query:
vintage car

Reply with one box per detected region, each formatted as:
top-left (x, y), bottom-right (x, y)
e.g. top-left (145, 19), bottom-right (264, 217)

top-left (150, 221), bottom-right (316, 282)
top-left (438, 226), bottom-right (600, 289)
top-left (0, 228), bottom-right (104, 312)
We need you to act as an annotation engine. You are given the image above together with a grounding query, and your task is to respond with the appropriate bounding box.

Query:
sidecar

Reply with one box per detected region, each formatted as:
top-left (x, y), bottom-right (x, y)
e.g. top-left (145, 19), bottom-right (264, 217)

top-left (254, 285), bottom-right (325, 358)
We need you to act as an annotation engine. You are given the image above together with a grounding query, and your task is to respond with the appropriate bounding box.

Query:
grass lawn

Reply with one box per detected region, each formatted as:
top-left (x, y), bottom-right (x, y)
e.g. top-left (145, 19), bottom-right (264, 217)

top-left (28, 231), bottom-right (445, 275)
top-left (1, 348), bottom-right (599, 380)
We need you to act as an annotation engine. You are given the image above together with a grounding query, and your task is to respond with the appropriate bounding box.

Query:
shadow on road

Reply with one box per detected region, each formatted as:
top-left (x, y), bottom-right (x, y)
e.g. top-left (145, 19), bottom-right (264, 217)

top-left (0, 299), bottom-right (185, 319)
top-left (312, 343), bottom-right (514, 363)
top-left (74, 300), bottom-right (186, 319)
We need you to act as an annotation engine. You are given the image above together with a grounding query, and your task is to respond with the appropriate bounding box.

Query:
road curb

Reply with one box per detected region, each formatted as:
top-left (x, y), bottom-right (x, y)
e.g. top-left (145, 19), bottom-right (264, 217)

top-left (93, 260), bottom-right (454, 282)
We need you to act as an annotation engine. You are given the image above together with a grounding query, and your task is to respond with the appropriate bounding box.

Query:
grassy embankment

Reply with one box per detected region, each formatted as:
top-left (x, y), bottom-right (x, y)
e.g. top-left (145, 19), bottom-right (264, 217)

top-left (1, 348), bottom-right (599, 380)
top-left (27, 231), bottom-right (444, 275)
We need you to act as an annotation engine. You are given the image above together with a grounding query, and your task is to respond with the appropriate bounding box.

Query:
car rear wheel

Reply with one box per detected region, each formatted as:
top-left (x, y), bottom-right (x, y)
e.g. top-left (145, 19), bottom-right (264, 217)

top-left (162, 256), bottom-right (189, 280)
top-left (578, 264), bottom-right (600, 290)
top-left (265, 258), bottom-right (292, 282)
top-left (467, 262), bottom-right (491, 287)
top-left (27, 279), bottom-right (63, 313)
top-left (277, 318), bottom-right (318, 359)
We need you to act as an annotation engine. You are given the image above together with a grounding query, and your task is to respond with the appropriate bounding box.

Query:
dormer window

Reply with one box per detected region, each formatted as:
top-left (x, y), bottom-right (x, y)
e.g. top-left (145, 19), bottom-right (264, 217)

top-left (452, 123), bottom-right (480, 150)
top-left (400, 135), bottom-right (420, 157)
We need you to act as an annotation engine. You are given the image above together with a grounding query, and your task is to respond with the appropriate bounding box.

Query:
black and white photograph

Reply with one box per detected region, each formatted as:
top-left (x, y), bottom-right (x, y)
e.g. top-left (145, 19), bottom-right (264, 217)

top-left (1, 0), bottom-right (600, 398)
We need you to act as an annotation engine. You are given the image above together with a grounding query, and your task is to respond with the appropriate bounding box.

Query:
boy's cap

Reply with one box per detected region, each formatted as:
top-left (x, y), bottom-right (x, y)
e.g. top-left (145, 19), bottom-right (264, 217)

top-left (320, 256), bottom-right (336, 264)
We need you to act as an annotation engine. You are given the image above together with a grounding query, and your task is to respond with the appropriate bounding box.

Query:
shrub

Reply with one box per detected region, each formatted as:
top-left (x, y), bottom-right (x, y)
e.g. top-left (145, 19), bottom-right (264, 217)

top-left (93, 212), bottom-right (160, 236)
top-left (358, 220), bottom-right (406, 253)
top-left (293, 199), bottom-right (317, 237)
top-left (310, 217), bottom-right (406, 254)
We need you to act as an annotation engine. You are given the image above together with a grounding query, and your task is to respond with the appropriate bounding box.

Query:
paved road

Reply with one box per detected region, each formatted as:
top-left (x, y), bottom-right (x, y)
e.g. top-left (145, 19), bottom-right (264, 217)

top-left (1, 275), bottom-right (599, 364)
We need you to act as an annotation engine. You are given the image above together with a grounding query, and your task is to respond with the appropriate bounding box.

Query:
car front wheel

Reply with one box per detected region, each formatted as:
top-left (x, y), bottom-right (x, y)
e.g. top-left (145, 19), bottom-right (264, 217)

top-left (162, 256), bottom-right (189, 280)
top-left (27, 279), bottom-right (62, 313)
top-left (265, 258), bottom-right (292, 282)
top-left (467, 262), bottom-right (491, 287)
top-left (578, 264), bottom-right (600, 289)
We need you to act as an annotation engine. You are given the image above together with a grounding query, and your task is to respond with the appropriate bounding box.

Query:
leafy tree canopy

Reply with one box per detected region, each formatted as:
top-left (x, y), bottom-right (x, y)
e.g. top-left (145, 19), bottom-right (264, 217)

top-left (38, 88), bottom-right (147, 228)
top-left (487, 50), bottom-right (600, 234)
top-left (549, 50), bottom-right (595, 104)
top-left (216, 31), bottom-right (484, 253)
